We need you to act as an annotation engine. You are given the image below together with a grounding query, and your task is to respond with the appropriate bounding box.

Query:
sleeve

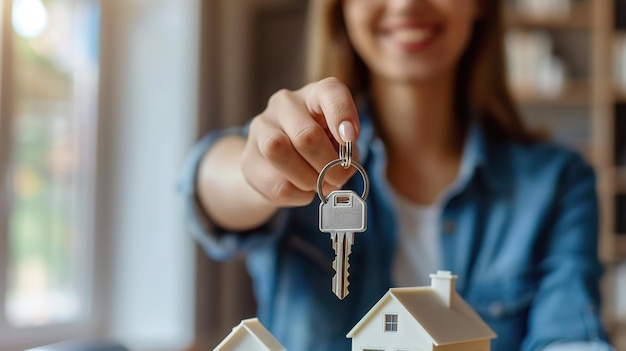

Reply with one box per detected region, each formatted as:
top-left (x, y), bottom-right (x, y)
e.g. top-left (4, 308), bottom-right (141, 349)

top-left (541, 341), bottom-right (615, 351)
top-left (522, 154), bottom-right (615, 351)
top-left (176, 125), bottom-right (290, 261)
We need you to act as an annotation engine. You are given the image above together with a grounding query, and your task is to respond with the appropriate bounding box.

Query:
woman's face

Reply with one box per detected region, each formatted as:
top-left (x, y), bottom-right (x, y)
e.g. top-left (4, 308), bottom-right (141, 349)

top-left (342, 0), bottom-right (479, 84)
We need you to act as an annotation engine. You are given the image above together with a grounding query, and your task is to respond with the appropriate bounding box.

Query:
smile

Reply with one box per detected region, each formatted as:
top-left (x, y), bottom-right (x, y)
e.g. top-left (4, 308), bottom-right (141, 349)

top-left (393, 27), bottom-right (436, 43)
top-left (383, 24), bottom-right (441, 52)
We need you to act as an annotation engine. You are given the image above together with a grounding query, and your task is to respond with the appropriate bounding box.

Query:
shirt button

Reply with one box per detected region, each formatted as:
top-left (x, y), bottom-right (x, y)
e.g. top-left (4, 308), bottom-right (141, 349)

top-left (489, 301), bottom-right (506, 318)
top-left (442, 220), bottom-right (456, 235)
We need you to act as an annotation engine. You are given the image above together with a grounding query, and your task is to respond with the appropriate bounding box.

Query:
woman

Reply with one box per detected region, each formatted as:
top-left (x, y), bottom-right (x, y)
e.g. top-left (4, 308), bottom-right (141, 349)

top-left (178, 0), bottom-right (613, 350)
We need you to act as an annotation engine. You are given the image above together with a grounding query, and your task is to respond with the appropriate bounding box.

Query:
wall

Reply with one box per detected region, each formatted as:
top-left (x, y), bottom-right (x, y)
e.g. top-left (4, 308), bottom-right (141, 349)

top-left (202, 0), bottom-right (308, 346)
top-left (97, 0), bottom-right (199, 349)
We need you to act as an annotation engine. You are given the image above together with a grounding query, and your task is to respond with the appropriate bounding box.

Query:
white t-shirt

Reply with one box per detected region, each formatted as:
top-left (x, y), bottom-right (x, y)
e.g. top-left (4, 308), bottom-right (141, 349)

top-left (391, 190), bottom-right (442, 287)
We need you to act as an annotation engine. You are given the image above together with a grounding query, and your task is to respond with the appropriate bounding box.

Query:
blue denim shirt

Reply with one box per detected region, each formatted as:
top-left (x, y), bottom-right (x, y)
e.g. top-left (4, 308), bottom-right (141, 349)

top-left (178, 110), bottom-right (614, 351)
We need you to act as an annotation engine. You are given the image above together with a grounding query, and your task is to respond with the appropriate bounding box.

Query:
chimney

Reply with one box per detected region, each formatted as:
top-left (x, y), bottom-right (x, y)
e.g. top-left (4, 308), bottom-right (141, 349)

top-left (429, 270), bottom-right (458, 308)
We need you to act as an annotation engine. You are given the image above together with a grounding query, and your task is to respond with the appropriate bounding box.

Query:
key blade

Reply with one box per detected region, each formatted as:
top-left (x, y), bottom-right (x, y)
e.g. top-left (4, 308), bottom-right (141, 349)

top-left (331, 232), bottom-right (350, 300)
top-left (331, 232), bottom-right (354, 300)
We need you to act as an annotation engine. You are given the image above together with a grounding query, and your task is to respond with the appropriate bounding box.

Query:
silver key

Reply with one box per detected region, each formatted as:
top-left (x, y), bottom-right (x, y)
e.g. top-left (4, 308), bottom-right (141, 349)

top-left (317, 141), bottom-right (370, 299)
top-left (319, 190), bottom-right (367, 299)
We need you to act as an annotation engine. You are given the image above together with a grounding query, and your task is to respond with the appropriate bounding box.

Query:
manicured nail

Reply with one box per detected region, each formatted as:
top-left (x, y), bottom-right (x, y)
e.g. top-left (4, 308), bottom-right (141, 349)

top-left (339, 121), bottom-right (357, 142)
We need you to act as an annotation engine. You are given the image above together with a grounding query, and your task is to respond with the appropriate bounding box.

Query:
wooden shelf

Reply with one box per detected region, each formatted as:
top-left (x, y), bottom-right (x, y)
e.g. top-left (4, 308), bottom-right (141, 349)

top-left (618, 167), bottom-right (626, 194)
top-left (512, 80), bottom-right (591, 106)
top-left (505, 2), bottom-right (592, 29)
top-left (615, 235), bottom-right (626, 263)
top-left (616, 88), bottom-right (626, 103)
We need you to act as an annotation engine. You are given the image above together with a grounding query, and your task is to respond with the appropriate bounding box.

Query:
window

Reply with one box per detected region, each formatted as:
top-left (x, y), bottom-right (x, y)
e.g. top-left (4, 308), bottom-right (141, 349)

top-left (384, 313), bottom-right (398, 332)
top-left (0, 0), bottom-right (199, 349)
top-left (0, 0), bottom-right (100, 346)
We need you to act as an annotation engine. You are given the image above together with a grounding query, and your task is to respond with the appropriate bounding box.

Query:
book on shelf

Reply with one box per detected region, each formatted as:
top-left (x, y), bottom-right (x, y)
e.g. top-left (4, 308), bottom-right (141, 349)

top-left (511, 0), bottom-right (571, 18)
top-left (506, 30), bottom-right (566, 98)
top-left (617, 195), bottom-right (626, 236)
top-left (616, 0), bottom-right (626, 30)
top-left (615, 33), bottom-right (626, 95)
top-left (617, 104), bottom-right (626, 167)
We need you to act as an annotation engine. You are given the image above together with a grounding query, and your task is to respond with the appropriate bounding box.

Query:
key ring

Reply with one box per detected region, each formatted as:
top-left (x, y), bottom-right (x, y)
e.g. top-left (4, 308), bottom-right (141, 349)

top-left (317, 141), bottom-right (370, 203)
top-left (339, 141), bottom-right (352, 169)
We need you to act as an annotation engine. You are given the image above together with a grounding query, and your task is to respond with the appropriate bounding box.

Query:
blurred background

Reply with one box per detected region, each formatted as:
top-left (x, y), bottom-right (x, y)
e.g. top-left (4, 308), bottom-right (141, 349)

top-left (0, 0), bottom-right (624, 350)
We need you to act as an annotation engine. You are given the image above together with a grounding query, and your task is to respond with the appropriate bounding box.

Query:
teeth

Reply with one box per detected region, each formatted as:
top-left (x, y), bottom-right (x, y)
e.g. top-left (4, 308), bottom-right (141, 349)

top-left (393, 28), bottom-right (433, 42)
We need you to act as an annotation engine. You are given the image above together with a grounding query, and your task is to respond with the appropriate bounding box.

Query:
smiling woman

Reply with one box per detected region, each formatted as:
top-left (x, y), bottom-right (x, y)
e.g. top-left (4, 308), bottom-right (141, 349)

top-left (182, 0), bottom-right (614, 350)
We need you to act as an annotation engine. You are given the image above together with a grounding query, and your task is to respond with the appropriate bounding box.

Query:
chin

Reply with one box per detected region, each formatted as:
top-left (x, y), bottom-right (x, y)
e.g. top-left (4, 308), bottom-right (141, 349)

top-left (386, 68), bottom-right (449, 85)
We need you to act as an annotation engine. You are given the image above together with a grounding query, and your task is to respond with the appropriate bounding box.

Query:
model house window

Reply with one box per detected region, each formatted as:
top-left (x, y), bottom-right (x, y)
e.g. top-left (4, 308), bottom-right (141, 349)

top-left (384, 313), bottom-right (398, 332)
top-left (0, 0), bottom-right (100, 344)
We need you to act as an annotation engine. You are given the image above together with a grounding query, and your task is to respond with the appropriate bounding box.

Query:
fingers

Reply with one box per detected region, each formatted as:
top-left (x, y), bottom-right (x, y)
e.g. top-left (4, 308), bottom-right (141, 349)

top-left (253, 117), bottom-right (319, 191)
top-left (242, 121), bottom-right (340, 207)
top-left (303, 77), bottom-right (360, 143)
top-left (242, 77), bottom-right (361, 207)
top-left (241, 149), bottom-right (317, 207)
top-left (272, 91), bottom-right (356, 188)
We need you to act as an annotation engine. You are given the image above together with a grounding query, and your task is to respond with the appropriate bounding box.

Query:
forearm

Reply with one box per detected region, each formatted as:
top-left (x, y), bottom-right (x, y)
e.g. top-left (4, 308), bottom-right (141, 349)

top-left (196, 136), bottom-right (279, 231)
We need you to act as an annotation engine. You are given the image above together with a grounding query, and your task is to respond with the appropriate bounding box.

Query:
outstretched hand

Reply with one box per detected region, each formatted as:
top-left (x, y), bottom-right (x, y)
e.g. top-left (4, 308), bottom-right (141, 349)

top-left (242, 77), bottom-right (361, 207)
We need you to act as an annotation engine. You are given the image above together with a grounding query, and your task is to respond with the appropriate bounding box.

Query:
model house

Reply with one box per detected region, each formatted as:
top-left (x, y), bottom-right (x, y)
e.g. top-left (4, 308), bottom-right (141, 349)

top-left (346, 270), bottom-right (497, 351)
top-left (213, 317), bottom-right (286, 351)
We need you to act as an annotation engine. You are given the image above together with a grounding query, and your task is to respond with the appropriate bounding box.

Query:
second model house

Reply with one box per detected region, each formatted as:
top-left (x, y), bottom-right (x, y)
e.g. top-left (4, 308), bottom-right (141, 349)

top-left (346, 271), bottom-right (497, 351)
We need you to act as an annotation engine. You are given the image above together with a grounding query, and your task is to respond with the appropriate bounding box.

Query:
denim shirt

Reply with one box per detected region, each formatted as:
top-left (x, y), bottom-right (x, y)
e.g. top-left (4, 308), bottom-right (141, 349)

top-left (178, 110), bottom-right (614, 351)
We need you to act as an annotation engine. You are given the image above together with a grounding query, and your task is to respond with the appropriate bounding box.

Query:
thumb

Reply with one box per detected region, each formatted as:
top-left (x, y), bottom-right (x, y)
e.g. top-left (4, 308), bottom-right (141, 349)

top-left (305, 77), bottom-right (360, 143)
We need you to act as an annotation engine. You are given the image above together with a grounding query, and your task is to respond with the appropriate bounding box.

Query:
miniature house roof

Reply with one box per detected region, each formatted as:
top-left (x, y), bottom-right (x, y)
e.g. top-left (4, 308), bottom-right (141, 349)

top-left (347, 271), bottom-right (496, 346)
top-left (213, 318), bottom-right (286, 351)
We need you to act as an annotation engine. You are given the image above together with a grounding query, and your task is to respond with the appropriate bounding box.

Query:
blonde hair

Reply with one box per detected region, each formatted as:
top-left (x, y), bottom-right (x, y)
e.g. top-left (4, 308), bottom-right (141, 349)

top-left (306, 0), bottom-right (535, 142)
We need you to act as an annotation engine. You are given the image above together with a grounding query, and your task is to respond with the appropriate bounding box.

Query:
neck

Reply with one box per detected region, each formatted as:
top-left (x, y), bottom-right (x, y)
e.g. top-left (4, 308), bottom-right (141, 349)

top-left (370, 72), bottom-right (464, 161)
top-left (369, 72), bottom-right (466, 205)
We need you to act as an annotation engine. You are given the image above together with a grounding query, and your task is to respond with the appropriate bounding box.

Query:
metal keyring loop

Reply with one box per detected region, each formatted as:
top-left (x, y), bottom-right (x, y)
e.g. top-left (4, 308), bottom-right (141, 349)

top-left (339, 142), bottom-right (352, 169)
top-left (317, 159), bottom-right (370, 203)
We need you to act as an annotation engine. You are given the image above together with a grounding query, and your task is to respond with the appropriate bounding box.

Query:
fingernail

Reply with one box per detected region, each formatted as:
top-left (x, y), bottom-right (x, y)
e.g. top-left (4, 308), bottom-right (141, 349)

top-left (339, 121), bottom-right (357, 142)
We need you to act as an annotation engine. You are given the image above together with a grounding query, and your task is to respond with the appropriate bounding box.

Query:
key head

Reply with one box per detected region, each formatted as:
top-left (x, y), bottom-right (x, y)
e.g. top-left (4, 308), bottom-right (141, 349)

top-left (319, 190), bottom-right (366, 233)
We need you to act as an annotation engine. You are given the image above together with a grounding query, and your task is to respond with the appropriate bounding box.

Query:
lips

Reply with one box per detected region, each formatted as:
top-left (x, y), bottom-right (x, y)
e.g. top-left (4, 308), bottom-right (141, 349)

top-left (392, 27), bottom-right (436, 43)
top-left (382, 23), bottom-right (441, 52)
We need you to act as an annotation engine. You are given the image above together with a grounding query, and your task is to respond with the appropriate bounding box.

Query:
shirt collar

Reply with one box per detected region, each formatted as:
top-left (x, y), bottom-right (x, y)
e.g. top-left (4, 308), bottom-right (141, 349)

top-left (355, 100), bottom-right (375, 166)
top-left (458, 121), bottom-right (511, 193)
